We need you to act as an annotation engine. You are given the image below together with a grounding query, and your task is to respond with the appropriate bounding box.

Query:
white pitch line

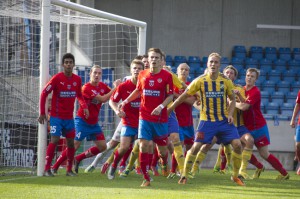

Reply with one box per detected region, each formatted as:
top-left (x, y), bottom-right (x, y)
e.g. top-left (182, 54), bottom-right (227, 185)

top-left (0, 176), bottom-right (38, 182)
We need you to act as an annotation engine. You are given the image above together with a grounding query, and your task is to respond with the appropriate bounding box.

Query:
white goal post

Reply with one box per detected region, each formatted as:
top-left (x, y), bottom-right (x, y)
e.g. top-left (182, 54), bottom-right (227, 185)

top-left (0, 0), bottom-right (146, 177)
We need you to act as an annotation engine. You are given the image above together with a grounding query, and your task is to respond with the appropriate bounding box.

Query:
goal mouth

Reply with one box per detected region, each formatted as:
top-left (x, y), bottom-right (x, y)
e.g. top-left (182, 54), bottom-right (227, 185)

top-left (0, 0), bottom-right (146, 176)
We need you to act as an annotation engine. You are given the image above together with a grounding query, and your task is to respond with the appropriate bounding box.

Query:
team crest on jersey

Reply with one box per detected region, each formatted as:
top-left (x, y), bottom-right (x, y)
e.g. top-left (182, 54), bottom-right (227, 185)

top-left (157, 78), bottom-right (162, 83)
top-left (149, 80), bottom-right (154, 87)
top-left (100, 89), bottom-right (105, 93)
top-left (67, 85), bottom-right (71, 90)
top-left (73, 82), bottom-right (77, 86)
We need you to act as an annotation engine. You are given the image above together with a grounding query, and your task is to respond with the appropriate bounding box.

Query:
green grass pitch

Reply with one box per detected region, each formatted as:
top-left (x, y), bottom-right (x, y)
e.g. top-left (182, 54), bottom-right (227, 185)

top-left (0, 168), bottom-right (299, 199)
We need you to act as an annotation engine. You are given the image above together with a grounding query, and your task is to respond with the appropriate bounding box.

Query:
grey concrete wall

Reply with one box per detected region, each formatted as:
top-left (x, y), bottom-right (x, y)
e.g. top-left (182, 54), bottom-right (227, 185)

top-left (95, 0), bottom-right (300, 58)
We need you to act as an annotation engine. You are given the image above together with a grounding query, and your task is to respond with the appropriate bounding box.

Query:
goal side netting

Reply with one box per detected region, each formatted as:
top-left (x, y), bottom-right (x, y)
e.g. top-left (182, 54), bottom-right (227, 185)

top-left (0, 0), bottom-right (146, 176)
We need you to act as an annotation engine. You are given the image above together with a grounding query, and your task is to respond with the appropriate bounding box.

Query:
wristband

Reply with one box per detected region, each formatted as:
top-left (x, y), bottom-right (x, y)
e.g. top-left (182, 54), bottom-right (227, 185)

top-left (159, 104), bottom-right (165, 109)
top-left (123, 99), bottom-right (129, 104)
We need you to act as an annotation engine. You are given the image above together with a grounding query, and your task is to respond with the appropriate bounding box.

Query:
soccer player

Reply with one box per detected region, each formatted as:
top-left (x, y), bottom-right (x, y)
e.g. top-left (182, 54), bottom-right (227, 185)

top-left (118, 48), bottom-right (174, 187)
top-left (168, 52), bottom-right (245, 186)
top-left (51, 65), bottom-right (121, 174)
top-left (236, 68), bottom-right (289, 180)
top-left (290, 90), bottom-right (300, 175)
top-left (107, 59), bottom-right (144, 179)
top-left (38, 53), bottom-right (89, 177)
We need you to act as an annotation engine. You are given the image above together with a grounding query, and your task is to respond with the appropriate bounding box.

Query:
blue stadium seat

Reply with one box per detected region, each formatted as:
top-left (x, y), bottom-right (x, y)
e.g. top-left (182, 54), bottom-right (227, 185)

top-left (276, 80), bottom-right (291, 93)
top-left (265, 47), bottom-right (277, 61)
top-left (282, 69), bottom-right (297, 82)
top-left (281, 102), bottom-right (294, 116)
top-left (291, 81), bottom-right (300, 92)
top-left (231, 57), bottom-right (245, 71)
top-left (265, 102), bottom-right (280, 115)
top-left (245, 57), bottom-right (259, 68)
top-left (261, 101), bottom-right (266, 113)
top-left (273, 59), bottom-right (287, 71)
top-left (235, 78), bottom-right (246, 86)
top-left (259, 58), bottom-right (273, 71)
top-left (221, 57), bottom-right (230, 69)
top-left (174, 55), bottom-right (187, 68)
top-left (258, 68), bottom-right (268, 82)
top-left (270, 91), bottom-right (285, 106)
top-left (286, 91), bottom-right (298, 103)
top-left (279, 47), bottom-right (292, 61)
top-left (188, 56), bottom-right (201, 69)
top-left (255, 78), bottom-right (264, 87)
top-left (293, 48), bottom-right (300, 61)
top-left (260, 90), bottom-right (271, 103)
top-left (268, 70), bottom-right (282, 82)
top-left (262, 80), bottom-right (277, 93)
top-left (202, 56), bottom-right (208, 66)
top-left (288, 59), bottom-right (300, 72)
top-left (233, 45), bottom-right (247, 58)
top-left (165, 55), bottom-right (173, 66)
top-left (250, 46), bottom-right (264, 60)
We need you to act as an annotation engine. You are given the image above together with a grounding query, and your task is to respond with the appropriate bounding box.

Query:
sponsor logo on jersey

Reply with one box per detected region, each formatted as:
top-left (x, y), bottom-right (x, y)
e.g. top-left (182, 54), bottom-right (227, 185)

top-left (60, 82), bottom-right (65, 85)
top-left (60, 91), bottom-right (76, 98)
top-left (113, 92), bottom-right (119, 99)
top-left (206, 91), bottom-right (224, 98)
top-left (100, 89), bottom-right (105, 93)
top-left (143, 89), bottom-right (160, 97)
top-left (149, 80), bottom-right (154, 87)
top-left (130, 101), bottom-right (140, 108)
top-left (46, 85), bottom-right (52, 91)
top-left (73, 82), bottom-right (77, 86)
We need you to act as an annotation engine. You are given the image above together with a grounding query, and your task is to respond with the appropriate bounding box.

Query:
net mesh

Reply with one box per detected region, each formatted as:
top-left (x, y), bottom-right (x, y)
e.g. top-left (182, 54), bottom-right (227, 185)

top-left (0, 0), bottom-right (140, 175)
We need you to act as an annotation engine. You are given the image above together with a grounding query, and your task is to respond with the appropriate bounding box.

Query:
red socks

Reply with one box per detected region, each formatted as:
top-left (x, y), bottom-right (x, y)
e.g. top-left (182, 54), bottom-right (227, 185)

top-left (44, 143), bottom-right (56, 171)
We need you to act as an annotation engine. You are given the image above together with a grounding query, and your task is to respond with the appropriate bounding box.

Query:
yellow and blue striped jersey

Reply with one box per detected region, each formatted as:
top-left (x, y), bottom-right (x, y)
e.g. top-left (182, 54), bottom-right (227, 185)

top-left (186, 73), bottom-right (234, 121)
top-left (233, 84), bottom-right (245, 127)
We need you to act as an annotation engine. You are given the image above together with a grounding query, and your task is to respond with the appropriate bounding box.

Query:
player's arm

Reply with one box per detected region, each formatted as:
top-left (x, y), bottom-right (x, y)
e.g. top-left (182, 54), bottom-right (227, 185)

top-left (76, 79), bottom-right (89, 119)
top-left (236, 101), bottom-right (251, 111)
top-left (118, 88), bottom-right (140, 111)
top-left (168, 91), bottom-right (191, 114)
top-left (233, 89), bottom-right (246, 103)
top-left (151, 94), bottom-right (174, 116)
top-left (290, 103), bottom-right (300, 128)
top-left (94, 79), bottom-right (121, 103)
top-left (227, 92), bottom-right (236, 124)
top-left (109, 99), bottom-right (126, 118)
top-left (38, 78), bottom-right (55, 124)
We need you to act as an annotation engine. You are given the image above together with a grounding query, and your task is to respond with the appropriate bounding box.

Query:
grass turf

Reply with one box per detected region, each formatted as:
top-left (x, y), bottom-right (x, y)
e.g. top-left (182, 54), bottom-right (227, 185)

top-left (0, 168), bottom-right (299, 199)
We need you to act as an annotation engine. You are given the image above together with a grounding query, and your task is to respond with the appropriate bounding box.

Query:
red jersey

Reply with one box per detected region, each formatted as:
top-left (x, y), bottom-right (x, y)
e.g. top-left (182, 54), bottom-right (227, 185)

top-left (174, 82), bottom-right (193, 126)
top-left (137, 69), bottom-right (173, 123)
top-left (296, 90), bottom-right (300, 124)
top-left (40, 72), bottom-right (87, 120)
top-left (243, 86), bottom-right (266, 131)
top-left (111, 79), bottom-right (140, 128)
top-left (77, 82), bottom-right (111, 125)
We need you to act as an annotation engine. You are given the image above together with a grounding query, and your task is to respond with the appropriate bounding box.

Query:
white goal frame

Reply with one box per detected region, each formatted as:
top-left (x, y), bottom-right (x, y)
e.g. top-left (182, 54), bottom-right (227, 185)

top-left (37, 0), bottom-right (147, 176)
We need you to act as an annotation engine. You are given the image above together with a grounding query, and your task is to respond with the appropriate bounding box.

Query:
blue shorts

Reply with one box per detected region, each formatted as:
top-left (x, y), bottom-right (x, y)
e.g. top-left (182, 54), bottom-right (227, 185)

top-left (138, 119), bottom-right (168, 141)
top-left (296, 126), bottom-right (300, 142)
top-left (249, 125), bottom-right (270, 147)
top-left (121, 126), bottom-right (138, 138)
top-left (237, 125), bottom-right (250, 138)
top-left (195, 120), bottom-right (239, 145)
top-left (49, 116), bottom-right (75, 137)
top-left (168, 111), bottom-right (179, 134)
top-left (74, 116), bottom-right (103, 141)
top-left (179, 126), bottom-right (195, 142)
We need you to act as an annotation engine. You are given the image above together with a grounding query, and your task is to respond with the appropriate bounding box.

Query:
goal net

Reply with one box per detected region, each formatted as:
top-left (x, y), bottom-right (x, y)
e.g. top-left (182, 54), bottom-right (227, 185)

top-left (0, 0), bottom-right (146, 176)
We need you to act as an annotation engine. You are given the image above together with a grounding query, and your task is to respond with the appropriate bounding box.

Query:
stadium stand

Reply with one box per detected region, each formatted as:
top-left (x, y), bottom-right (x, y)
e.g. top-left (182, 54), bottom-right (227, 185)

top-left (250, 46), bottom-right (264, 60)
top-left (265, 47), bottom-right (277, 61)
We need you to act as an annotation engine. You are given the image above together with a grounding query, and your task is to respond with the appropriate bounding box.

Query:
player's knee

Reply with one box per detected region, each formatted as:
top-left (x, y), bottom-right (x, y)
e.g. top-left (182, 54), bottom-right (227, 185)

top-left (231, 139), bottom-right (242, 153)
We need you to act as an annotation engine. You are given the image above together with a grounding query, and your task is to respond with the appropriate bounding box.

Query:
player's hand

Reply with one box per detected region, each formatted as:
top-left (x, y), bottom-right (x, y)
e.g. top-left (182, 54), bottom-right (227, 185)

top-left (167, 108), bottom-right (172, 116)
top-left (37, 115), bottom-right (47, 124)
top-left (113, 79), bottom-right (121, 88)
top-left (290, 120), bottom-right (296, 128)
top-left (116, 110), bottom-right (126, 118)
top-left (233, 89), bottom-right (240, 95)
top-left (83, 109), bottom-right (89, 119)
top-left (227, 115), bottom-right (234, 124)
top-left (151, 105), bottom-right (163, 116)
top-left (118, 102), bottom-right (125, 111)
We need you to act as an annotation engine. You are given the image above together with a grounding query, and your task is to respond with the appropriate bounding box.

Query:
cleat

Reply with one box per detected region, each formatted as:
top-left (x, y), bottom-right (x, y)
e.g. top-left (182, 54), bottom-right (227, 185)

top-left (219, 169), bottom-right (226, 174)
top-left (161, 165), bottom-right (169, 177)
top-left (167, 172), bottom-right (176, 179)
top-left (188, 171), bottom-right (195, 179)
top-left (118, 166), bottom-right (125, 175)
top-left (151, 166), bottom-right (159, 176)
top-left (238, 172), bottom-right (252, 180)
top-left (44, 170), bottom-right (54, 177)
top-left (84, 165), bottom-right (95, 173)
top-left (178, 176), bottom-right (187, 184)
top-left (135, 166), bottom-right (142, 175)
top-left (213, 166), bottom-right (220, 173)
top-left (140, 180), bottom-right (151, 187)
top-left (297, 167), bottom-right (300, 175)
top-left (231, 176), bottom-right (245, 186)
top-left (120, 169), bottom-right (131, 178)
top-left (101, 162), bottom-right (110, 174)
top-left (253, 166), bottom-right (265, 179)
top-left (66, 170), bottom-right (77, 177)
top-left (51, 168), bottom-right (58, 175)
top-left (107, 166), bottom-right (117, 180)
top-left (74, 159), bottom-right (80, 174)
top-left (276, 173), bottom-right (290, 180)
